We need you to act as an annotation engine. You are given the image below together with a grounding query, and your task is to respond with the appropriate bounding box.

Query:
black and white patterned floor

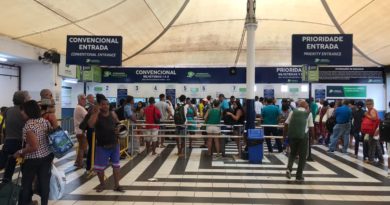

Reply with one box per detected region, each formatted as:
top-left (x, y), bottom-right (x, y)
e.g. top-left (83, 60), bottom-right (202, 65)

top-left (2, 140), bottom-right (390, 205)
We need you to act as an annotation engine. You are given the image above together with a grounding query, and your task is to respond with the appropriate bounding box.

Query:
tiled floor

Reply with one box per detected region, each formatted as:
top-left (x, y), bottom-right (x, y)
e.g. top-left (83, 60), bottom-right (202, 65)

top-left (3, 140), bottom-right (390, 205)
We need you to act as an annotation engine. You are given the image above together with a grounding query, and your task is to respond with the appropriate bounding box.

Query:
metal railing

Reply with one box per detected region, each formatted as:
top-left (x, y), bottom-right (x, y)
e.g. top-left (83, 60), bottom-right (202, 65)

top-left (57, 118), bottom-right (74, 135)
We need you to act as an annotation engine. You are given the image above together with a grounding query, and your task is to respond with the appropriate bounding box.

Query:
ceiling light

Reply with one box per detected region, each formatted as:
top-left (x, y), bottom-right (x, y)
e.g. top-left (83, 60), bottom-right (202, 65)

top-left (0, 57), bottom-right (7, 62)
top-left (301, 85), bottom-right (309, 92)
top-left (63, 78), bottom-right (78, 84)
top-left (281, 85), bottom-right (288, 92)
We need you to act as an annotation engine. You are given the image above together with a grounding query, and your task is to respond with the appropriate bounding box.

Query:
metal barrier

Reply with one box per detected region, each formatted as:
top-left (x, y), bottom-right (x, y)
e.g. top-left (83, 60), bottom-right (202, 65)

top-left (57, 117), bottom-right (74, 135)
top-left (130, 122), bottom-right (245, 157)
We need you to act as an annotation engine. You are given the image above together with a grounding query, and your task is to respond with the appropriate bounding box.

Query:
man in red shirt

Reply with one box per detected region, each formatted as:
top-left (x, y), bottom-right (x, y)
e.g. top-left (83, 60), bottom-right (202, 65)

top-left (144, 97), bottom-right (162, 155)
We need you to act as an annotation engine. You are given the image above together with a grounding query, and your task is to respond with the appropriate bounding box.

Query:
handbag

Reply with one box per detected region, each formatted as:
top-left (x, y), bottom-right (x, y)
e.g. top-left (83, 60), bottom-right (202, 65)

top-left (321, 114), bottom-right (328, 123)
top-left (48, 127), bottom-right (74, 159)
top-left (361, 110), bottom-right (379, 135)
top-left (325, 115), bottom-right (336, 132)
top-left (314, 114), bottom-right (320, 123)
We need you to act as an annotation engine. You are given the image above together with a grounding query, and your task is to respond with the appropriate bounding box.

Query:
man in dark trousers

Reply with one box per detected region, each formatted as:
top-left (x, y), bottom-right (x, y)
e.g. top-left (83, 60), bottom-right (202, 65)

top-left (0, 91), bottom-right (30, 182)
top-left (283, 100), bottom-right (314, 182)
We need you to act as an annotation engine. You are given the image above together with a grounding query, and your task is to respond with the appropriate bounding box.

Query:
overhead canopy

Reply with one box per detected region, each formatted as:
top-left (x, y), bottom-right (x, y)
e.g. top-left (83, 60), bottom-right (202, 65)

top-left (0, 0), bottom-right (389, 67)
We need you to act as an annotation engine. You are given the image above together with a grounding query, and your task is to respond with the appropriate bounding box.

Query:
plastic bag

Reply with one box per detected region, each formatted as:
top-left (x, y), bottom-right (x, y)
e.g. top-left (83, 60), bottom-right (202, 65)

top-left (49, 164), bottom-right (66, 200)
top-left (48, 128), bottom-right (74, 159)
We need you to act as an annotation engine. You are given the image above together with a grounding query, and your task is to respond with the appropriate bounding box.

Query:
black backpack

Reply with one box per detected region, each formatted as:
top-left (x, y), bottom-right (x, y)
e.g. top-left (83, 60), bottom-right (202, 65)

top-left (174, 104), bottom-right (186, 125)
top-left (325, 115), bottom-right (336, 132)
top-left (223, 109), bottom-right (236, 125)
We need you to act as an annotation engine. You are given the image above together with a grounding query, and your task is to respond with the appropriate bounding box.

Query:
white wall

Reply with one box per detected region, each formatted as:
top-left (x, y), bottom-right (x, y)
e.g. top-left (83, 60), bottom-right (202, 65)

top-left (21, 62), bottom-right (62, 116)
top-left (0, 67), bottom-right (19, 107)
top-left (312, 83), bottom-right (386, 111)
top-left (0, 36), bottom-right (43, 62)
top-left (61, 81), bottom-right (84, 108)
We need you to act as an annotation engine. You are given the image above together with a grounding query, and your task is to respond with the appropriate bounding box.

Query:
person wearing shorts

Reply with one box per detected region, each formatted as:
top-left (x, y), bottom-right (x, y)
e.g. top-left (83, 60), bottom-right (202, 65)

top-left (88, 95), bottom-right (124, 193)
top-left (144, 97), bottom-right (161, 155)
top-left (204, 100), bottom-right (222, 156)
top-left (144, 129), bottom-right (158, 146)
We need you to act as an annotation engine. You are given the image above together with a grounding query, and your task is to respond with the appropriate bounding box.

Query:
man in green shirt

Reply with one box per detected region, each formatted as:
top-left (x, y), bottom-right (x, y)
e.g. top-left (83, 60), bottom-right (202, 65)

top-left (261, 98), bottom-right (282, 153)
top-left (283, 100), bottom-right (315, 182)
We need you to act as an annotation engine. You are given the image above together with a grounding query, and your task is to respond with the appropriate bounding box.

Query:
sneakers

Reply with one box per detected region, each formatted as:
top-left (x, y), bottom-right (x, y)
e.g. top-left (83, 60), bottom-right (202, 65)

top-left (285, 170), bottom-right (291, 179)
top-left (295, 177), bottom-right (305, 182)
top-left (113, 186), bottom-right (125, 193)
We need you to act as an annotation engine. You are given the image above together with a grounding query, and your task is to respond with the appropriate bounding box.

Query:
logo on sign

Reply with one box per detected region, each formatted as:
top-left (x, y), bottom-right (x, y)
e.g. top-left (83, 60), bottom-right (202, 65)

top-left (328, 89), bottom-right (342, 94)
top-left (187, 71), bottom-right (195, 78)
top-left (103, 71), bottom-right (112, 77)
top-left (186, 71), bottom-right (211, 78)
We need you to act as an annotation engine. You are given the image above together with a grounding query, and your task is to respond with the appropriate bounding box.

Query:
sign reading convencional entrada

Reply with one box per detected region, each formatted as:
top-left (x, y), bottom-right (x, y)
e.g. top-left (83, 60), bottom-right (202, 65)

top-left (66, 35), bottom-right (122, 66)
top-left (292, 34), bottom-right (353, 65)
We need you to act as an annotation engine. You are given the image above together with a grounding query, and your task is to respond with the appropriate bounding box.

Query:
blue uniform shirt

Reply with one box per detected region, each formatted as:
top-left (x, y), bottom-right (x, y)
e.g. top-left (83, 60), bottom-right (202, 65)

top-left (261, 105), bottom-right (281, 125)
top-left (220, 99), bottom-right (229, 111)
top-left (124, 104), bottom-right (133, 119)
top-left (335, 105), bottom-right (352, 124)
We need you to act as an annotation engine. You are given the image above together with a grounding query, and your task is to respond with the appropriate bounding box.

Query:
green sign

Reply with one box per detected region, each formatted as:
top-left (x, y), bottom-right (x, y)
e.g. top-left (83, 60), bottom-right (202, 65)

top-left (77, 65), bottom-right (102, 82)
top-left (190, 88), bottom-right (199, 93)
top-left (302, 65), bottom-right (319, 82)
top-left (289, 87), bottom-right (299, 93)
top-left (92, 65), bottom-right (102, 83)
top-left (327, 86), bottom-right (366, 98)
top-left (239, 87), bottom-right (247, 92)
top-left (308, 66), bottom-right (319, 82)
top-left (83, 69), bottom-right (93, 81)
top-left (94, 86), bottom-right (103, 92)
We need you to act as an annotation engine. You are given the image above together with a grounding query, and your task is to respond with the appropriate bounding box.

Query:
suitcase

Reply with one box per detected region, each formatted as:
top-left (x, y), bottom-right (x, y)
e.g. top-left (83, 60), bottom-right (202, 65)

top-left (0, 156), bottom-right (21, 205)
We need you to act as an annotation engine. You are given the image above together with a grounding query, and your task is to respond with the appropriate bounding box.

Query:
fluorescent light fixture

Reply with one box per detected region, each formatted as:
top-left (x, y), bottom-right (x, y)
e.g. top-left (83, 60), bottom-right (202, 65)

top-left (0, 57), bottom-right (7, 62)
top-left (254, 85), bottom-right (257, 92)
top-left (301, 85), bottom-right (309, 92)
top-left (63, 78), bottom-right (78, 84)
top-left (281, 85), bottom-right (288, 92)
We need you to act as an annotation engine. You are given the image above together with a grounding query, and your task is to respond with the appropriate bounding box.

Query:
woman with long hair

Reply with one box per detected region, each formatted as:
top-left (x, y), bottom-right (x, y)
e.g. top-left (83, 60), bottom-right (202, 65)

top-left (225, 100), bottom-right (245, 155)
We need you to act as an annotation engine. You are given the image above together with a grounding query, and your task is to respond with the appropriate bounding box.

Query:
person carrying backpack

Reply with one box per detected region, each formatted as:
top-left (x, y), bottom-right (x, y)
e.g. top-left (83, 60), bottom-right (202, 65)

top-left (174, 95), bottom-right (188, 157)
top-left (187, 98), bottom-right (197, 149)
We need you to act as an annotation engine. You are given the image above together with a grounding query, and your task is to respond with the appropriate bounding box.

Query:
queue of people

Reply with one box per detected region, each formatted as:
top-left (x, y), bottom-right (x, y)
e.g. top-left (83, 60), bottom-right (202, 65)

top-left (1, 90), bottom-right (390, 205)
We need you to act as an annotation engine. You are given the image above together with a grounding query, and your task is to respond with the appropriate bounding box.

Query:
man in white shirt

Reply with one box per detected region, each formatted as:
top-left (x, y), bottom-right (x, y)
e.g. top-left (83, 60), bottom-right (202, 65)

top-left (254, 96), bottom-right (263, 117)
top-left (155, 94), bottom-right (173, 148)
top-left (283, 100), bottom-right (314, 182)
top-left (74, 94), bottom-right (88, 168)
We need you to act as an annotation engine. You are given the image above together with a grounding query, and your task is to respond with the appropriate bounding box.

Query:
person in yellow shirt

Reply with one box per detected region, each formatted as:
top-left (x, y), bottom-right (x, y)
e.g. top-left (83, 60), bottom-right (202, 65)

top-left (198, 99), bottom-right (206, 118)
top-left (0, 106), bottom-right (7, 144)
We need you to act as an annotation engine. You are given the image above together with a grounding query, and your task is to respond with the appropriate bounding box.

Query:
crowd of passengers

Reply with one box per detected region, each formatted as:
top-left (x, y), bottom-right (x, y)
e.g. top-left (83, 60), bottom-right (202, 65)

top-left (1, 90), bottom-right (390, 204)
